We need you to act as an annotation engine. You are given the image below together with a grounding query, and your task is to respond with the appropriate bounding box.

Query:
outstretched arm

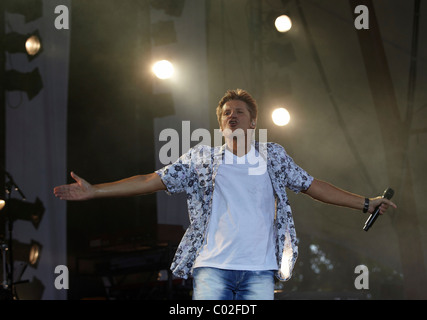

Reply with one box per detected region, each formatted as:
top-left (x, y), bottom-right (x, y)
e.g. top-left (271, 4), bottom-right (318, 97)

top-left (302, 179), bottom-right (397, 214)
top-left (53, 171), bottom-right (166, 201)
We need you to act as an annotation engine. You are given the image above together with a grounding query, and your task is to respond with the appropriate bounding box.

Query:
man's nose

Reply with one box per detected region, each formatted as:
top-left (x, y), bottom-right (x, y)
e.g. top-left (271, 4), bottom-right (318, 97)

top-left (229, 110), bottom-right (237, 117)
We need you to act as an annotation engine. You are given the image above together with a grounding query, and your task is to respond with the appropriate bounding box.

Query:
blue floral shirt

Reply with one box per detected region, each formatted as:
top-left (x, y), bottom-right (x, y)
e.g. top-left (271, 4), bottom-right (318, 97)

top-left (155, 141), bottom-right (313, 281)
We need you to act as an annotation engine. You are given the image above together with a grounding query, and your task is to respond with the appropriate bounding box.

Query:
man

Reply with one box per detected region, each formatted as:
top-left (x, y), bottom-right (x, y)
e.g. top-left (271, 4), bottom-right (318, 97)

top-left (54, 89), bottom-right (396, 300)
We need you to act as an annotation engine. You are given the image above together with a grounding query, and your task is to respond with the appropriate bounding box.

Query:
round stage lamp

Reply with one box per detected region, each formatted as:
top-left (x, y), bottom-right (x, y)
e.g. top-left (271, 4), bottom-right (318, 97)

top-left (12, 240), bottom-right (42, 267)
top-left (275, 15), bottom-right (292, 32)
top-left (272, 108), bottom-right (291, 126)
top-left (4, 31), bottom-right (42, 60)
top-left (25, 34), bottom-right (41, 56)
top-left (152, 60), bottom-right (174, 79)
top-left (28, 243), bottom-right (41, 266)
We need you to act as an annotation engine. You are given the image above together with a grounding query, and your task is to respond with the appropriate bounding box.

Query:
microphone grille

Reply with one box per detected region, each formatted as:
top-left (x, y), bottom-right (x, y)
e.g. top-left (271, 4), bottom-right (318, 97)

top-left (383, 188), bottom-right (394, 200)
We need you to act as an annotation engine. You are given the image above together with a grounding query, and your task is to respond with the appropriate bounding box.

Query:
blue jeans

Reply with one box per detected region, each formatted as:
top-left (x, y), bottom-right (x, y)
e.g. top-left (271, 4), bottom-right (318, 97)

top-left (192, 267), bottom-right (275, 300)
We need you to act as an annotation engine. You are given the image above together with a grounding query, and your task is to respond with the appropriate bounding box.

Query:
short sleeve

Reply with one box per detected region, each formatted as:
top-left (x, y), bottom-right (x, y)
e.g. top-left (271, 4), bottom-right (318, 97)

top-left (155, 149), bottom-right (192, 195)
top-left (282, 151), bottom-right (313, 193)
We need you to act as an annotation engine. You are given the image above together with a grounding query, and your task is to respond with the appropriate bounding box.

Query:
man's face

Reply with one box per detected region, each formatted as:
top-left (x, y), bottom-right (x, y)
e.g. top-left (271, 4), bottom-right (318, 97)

top-left (220, 100), bottom-right (255, 133)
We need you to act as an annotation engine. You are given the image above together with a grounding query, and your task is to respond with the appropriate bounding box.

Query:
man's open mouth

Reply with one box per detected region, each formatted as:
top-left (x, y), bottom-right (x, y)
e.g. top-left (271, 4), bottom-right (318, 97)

top-left (228, 120), bottom-right (238, 127)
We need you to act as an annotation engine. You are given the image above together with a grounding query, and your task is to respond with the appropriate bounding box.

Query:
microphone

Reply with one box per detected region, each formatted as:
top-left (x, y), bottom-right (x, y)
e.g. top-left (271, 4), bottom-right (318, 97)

top-left (363, 188), bottom-right (394, 232)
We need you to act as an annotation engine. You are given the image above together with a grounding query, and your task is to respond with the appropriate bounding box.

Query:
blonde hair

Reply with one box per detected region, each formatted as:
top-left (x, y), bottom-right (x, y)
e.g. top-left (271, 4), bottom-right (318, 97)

top-left (216, 89), bottom-right (258, 128)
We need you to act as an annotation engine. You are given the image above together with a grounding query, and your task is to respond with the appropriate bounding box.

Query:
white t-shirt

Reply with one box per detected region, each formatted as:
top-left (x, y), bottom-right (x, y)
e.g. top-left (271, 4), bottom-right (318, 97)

top-left (194, 146), bottom-right (278, 271)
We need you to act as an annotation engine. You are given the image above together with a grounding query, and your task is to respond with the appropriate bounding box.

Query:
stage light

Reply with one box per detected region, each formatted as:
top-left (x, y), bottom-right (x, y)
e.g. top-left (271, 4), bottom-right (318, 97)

top-left (152, 60), bottom-right (174, 79)
top-left (275, 15), bottom-right (292, 32)
top-left (25, 34), bottom-right (42, 56)
top-left (5, 68), bottom-right (44, 100)
top-left (4, 31), bottom-right (42, 60)
top-left (272, 108), bottom-right (291, 126)
top-left (14, 276), bottom-right (45, 300)
top-left (0, 200), bottom-right (5, 211)
top-left (1, 198), bottom-right (45, 229)
top-left (13, 240), bottom-right (42, 267)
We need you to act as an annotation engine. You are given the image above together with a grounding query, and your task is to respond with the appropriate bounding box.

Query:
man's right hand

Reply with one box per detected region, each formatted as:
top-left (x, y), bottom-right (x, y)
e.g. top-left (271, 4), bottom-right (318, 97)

top-left (54, 171), bottom-right (96, 201)
top-left (53, 172), bottom-right (166, 201)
